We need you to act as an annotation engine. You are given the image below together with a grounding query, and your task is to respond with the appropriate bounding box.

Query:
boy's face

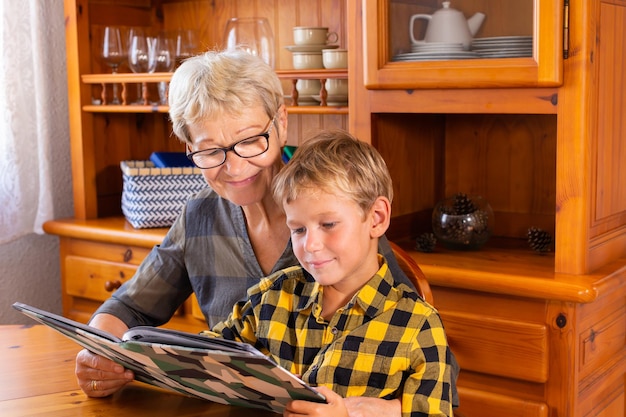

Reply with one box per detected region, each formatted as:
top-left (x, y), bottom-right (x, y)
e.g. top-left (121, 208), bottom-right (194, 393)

top-left (284, 189), bottom-right (382, 294)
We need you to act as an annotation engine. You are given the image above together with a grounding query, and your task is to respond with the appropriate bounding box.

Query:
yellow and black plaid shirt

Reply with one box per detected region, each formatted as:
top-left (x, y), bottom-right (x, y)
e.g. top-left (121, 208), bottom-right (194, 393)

top-left (210, 255), bottom-right (453, 417)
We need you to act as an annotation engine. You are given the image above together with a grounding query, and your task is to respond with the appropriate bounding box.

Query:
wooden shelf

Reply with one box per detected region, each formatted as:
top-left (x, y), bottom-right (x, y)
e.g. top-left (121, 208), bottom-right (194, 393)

top-left (81, 69), bottom-right (349, 113)
top-left (393, 237), bottom-right (605, 304)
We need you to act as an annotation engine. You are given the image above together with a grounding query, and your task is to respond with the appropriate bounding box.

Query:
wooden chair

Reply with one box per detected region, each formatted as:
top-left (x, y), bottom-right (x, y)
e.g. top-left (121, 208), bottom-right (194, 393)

top-left (388, 241), bottom-right (434, 305)
top-left (390, 241), bottom-right (468, 417)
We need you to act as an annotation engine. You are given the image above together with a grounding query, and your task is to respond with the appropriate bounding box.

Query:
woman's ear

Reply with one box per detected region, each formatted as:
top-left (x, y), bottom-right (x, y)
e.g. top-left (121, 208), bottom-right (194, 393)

top-left (369, 196), bottom-right (391, 238)
top-left (276, 104), bottom-right (288, 147)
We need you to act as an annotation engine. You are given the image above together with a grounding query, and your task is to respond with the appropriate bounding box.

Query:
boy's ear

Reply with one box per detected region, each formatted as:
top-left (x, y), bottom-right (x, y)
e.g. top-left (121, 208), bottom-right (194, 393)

top-left (369, 196), bottom-right (391, 238)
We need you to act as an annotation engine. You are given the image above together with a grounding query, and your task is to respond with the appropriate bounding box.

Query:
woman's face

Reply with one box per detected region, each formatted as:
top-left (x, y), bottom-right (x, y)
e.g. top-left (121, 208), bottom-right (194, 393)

top-left (187, 105), bottom-right (287, 207)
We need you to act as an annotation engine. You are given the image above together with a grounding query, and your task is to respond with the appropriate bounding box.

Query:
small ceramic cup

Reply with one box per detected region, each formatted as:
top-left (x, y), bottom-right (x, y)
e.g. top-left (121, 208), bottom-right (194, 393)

top-left (322, 48), bottom-right (348, 69)
top-left (292, 52), bottom-right (324, 69)
top-left (296, 79), bottom-right (322, 96)
top-left (293, 26), bottom-right (339, 45)
top-left (325, 78), bottom-right (348, 96)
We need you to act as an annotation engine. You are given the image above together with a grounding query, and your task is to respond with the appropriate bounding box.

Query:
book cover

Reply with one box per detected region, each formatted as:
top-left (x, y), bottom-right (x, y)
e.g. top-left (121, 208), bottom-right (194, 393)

top-left (149, 152), bottom-right (195, 168)
top-left (12, 302), bottom-right (325, 413)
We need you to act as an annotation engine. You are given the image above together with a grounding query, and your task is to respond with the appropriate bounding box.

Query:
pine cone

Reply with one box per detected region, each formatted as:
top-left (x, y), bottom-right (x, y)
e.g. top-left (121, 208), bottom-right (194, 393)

top-left (453, 193), bottom-right (477, 215)
top-left (415, 232), bottom-right (437, 253)
top-left (527, 227), bottom-right (553, 253)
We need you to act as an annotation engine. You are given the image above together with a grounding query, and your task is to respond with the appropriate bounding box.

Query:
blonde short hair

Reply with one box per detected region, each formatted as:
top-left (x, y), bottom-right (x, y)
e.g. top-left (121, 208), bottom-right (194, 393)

top-left (273, 130), bottom-right (393, 214)
top-left (168, 49), bottom-right (284, 145)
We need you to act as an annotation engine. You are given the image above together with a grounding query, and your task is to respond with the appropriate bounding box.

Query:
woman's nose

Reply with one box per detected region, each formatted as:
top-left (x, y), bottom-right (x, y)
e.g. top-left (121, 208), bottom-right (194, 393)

top-left (223, 150), bottom-right (247, 173)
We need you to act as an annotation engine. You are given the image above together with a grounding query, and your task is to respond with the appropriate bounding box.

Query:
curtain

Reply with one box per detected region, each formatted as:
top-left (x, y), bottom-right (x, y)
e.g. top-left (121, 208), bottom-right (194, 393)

top-left (0, 0), bottom-right (68, 244)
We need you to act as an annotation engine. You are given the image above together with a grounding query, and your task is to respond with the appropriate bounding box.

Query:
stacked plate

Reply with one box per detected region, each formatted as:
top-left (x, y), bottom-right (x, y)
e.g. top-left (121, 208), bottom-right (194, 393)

top-left (471, 36), bottom-right (533, 58)
top-left (393, 42), bottom-right (479, 62)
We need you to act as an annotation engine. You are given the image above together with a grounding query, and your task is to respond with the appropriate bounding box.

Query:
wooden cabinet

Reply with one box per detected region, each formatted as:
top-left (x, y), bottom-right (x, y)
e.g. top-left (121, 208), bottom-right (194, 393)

top-left (48, 0), bottom-right (625, 416)
top-left (349, 0), bottom-right (626, 416)
top-left (51, 0), bottom-right (350, 329)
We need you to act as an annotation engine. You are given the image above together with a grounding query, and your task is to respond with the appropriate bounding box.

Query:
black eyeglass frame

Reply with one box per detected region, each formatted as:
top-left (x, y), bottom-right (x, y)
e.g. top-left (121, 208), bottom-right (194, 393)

top-left (186, 114), bottom-right (277, 169)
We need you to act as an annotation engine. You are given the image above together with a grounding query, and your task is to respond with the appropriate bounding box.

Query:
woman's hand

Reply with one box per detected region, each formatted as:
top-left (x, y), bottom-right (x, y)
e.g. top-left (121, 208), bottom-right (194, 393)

top-left (343, 396), bottom-right (401, 417)
top-left (284, 386), bottom-right (349, 417)
top-left (75, 349), bottom-right (134, 397)
top-left (74, 313), bottom-right (134, 397)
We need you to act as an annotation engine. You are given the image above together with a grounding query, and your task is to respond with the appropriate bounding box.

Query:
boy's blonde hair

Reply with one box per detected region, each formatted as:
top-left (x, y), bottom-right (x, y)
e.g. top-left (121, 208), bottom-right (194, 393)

top-left (168, 49), bottom-right (284, 145)
top-left (273, 130), bottom-right (393, 214)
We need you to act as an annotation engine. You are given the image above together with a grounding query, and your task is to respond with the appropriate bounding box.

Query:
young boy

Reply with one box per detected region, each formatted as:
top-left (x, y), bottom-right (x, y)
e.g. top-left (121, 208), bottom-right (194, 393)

top-left (208, 130), bottom-right (453, 417)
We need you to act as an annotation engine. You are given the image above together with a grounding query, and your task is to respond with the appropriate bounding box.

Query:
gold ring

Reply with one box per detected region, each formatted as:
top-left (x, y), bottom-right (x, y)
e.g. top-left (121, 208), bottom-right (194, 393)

top-left (91, 380), bottom-right (98, 391)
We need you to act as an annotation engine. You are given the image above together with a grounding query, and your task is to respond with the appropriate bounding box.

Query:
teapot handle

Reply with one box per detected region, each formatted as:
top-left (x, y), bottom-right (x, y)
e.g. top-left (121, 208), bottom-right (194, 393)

top-left (409, 14), bottom-right (431, 45)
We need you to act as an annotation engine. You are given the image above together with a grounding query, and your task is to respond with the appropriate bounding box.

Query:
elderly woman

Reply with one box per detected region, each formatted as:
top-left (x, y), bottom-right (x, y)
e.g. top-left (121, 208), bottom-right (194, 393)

top-left (74, 49), bottom-right (429, 415)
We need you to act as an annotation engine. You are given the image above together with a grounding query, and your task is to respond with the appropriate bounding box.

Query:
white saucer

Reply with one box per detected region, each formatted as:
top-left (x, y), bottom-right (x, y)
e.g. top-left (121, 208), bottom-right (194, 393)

top-left (285, 44), bottom-right (339, 53)
top-left (411, 42), bottom-right (465, 53)
top-left (393, 50), bottom-right (479, 61)
top-left (312, 94), bottom-right (348, 106)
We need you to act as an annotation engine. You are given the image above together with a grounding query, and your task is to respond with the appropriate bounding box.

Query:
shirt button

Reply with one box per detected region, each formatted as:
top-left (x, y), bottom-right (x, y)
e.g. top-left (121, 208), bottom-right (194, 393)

top-left (331, 327), bottom-right (339, 335)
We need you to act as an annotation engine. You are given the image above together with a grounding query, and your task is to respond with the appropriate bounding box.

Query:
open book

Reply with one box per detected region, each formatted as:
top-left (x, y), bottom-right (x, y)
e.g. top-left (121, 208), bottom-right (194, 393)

top-left (12, 302), bottom-right (325, 414)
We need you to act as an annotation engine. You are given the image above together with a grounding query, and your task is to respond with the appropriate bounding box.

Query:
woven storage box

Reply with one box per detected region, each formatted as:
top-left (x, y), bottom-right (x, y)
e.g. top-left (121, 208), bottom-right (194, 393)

top-left (121, 160), bottom-right (206, 228)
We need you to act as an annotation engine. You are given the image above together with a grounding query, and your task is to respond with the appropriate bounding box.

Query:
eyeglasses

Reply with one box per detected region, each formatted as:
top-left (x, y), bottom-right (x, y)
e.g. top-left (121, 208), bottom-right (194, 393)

top-left (187, 115), bottom-right (277, 169)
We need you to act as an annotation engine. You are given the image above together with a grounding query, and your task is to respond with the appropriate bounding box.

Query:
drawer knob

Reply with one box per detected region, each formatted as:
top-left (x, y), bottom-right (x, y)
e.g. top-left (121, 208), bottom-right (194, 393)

top-left (104, 280), bottom-right (122, 292)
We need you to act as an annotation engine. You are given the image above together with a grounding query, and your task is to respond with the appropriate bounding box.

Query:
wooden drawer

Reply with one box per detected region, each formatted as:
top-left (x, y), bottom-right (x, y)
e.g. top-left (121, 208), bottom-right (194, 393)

top-left (63, 238), bottom-right (151, 265)
top-left (440, 311), bottom-right (549, 383)
top-left (65, 255), bottom-right (137, 302)
top-left (457, 386), bottom-right (548, 417)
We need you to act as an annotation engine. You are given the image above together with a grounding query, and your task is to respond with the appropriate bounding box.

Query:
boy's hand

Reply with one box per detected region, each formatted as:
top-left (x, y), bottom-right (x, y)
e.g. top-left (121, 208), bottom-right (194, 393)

top-left (284, 386), bottom-right (349, 417)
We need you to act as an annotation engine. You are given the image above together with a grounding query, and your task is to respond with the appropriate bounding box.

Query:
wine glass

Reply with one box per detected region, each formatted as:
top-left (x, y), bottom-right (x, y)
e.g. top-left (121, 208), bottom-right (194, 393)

top-left (173, 29), bottom-right (198, 67)
top-left (126, 27), bottom-right (146, 103)
top-left (222, 17), bottom-right (275, 68)
top-left (153, 33), bottom-right (176, 105)
top-left (128, 29), bottom-right (156, 104)
top-left (100, 26), bottom-right (126, 104)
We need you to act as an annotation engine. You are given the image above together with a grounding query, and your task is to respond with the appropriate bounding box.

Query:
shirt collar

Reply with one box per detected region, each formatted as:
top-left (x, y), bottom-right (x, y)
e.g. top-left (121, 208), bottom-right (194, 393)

top-left (296, 255), bottom-right (399, 319)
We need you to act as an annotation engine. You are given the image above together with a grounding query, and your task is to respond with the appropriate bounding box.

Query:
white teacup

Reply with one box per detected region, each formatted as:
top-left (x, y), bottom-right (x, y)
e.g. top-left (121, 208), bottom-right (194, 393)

top-left (296, 79), bottom-right (322, 96)
top-left (293, 26), bottom-right (338, 45)
top-left (325, 79), bottom-right (348, 96)
top-left (322, 48), bottom-right (348, 69)
top-left (292, 52), bottom-right (323, 69)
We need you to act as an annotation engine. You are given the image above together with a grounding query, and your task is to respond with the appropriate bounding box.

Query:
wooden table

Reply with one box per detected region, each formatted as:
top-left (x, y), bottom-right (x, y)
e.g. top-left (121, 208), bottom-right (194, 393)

top-left (0, 324), bottom-right (276, 416)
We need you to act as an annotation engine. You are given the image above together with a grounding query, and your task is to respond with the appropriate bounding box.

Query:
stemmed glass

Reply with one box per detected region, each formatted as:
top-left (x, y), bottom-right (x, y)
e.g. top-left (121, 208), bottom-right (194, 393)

top-left (128, 29), bottom-right (156, 104)
top-left (223, 17), bottom-right (275, 68)
top-left (173, 29), bottom-right (198, 67)
top-left (100, 26), bottom-right (126, 104)
top-left (153, 33), bottom-right (176, 105)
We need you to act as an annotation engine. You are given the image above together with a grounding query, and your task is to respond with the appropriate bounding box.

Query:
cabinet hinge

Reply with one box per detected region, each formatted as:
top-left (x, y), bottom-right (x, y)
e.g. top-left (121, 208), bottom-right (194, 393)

top-left (563, 0), bottom-right (570, 59)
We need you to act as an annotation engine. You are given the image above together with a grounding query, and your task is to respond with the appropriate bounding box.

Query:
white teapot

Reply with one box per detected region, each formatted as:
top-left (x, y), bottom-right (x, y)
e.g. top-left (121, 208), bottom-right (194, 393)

top-left (410, 1), bottom-right (485, 50)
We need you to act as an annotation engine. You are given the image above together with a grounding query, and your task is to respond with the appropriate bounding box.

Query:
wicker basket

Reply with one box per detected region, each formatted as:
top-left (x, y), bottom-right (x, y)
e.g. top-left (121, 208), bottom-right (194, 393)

top-left (121, 160), bottom-right (206, 228)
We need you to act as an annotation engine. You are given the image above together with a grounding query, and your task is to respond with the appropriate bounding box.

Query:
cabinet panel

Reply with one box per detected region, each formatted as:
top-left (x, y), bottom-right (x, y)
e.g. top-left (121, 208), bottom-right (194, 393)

top-left (579, 305), bottom-right (626, 379)
top-left (591, 1), bottom-right (626, 235)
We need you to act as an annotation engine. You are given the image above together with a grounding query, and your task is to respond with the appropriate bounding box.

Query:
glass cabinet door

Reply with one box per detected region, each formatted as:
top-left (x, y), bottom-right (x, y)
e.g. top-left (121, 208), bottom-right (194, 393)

top-left (362, 0), bottom-right (564, 89)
